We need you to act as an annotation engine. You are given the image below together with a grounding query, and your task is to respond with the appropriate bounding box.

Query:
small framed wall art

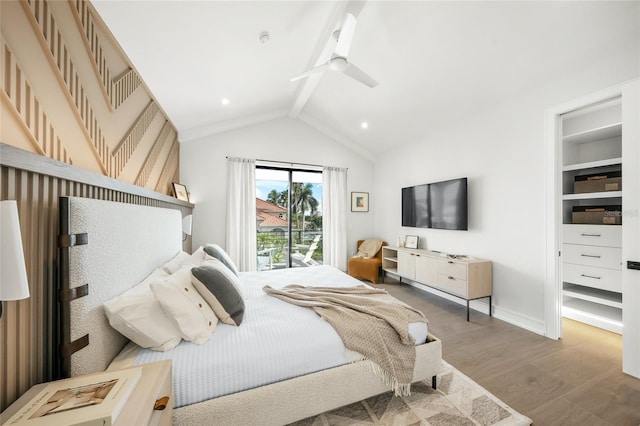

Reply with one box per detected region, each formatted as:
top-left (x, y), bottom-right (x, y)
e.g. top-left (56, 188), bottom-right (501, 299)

top-left (351, 192), bottom-right (369, 212)
top-left (404, 235), bottom-right (419, 249)
top-left (172, 182), bottom-right (190, 202)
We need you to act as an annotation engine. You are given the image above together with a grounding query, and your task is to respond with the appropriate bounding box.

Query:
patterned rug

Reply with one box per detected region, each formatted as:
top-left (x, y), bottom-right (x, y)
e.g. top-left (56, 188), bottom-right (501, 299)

top-left (290, 361), bottom-right (532, 426)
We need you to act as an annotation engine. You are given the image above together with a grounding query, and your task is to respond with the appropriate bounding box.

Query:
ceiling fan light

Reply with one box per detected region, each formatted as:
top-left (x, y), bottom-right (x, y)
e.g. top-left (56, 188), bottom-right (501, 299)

top-left (328, 57), bottom-right (348, 71)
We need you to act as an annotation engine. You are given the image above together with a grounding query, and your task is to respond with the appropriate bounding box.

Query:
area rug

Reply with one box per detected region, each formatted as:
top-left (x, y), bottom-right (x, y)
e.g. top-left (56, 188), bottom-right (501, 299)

top-left (290, 361), bottom-right (532, 426)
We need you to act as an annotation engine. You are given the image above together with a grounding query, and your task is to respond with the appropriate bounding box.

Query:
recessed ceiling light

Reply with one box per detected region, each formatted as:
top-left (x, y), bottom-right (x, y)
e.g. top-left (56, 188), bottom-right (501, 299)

top-left (361, 122), bottom-right (369, 129)
top-left (221, 98), bottom-right (230, 105)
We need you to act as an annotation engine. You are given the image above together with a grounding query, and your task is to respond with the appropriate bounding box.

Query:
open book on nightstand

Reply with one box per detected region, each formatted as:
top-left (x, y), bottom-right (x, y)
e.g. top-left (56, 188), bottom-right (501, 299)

top-left (1, 360), bottom-right (172, 426)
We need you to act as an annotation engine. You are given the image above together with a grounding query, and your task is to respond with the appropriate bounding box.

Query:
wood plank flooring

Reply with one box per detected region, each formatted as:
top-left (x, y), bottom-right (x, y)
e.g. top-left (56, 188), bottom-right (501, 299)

top-left (379, 279), bottom-right (640, 426)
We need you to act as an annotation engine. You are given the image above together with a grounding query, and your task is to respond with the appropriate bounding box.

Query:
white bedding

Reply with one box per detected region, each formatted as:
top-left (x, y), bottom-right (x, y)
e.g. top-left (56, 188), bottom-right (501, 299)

top-left (133, 265), bottom-right (428, 408)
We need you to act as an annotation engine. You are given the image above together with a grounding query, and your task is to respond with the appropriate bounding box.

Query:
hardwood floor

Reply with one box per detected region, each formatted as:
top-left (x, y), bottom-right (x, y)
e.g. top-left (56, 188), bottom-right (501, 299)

top-left (379, 278), bottom-right (640, 426)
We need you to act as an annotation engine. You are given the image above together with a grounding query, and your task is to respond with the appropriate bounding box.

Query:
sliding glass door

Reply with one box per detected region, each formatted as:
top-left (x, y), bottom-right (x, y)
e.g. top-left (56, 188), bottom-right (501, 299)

top-left (255, 166), bottom-right (322, 269)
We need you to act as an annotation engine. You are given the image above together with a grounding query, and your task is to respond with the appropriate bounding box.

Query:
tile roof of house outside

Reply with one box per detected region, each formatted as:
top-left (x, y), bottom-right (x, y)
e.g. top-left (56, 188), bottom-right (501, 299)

top-left (257, 198), bottom-right (288, 229)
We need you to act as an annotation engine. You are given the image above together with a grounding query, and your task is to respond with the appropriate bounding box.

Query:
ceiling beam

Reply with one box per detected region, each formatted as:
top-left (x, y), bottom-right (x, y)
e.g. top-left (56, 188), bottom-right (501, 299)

top-left (289, 1), bottom-right (366, 118)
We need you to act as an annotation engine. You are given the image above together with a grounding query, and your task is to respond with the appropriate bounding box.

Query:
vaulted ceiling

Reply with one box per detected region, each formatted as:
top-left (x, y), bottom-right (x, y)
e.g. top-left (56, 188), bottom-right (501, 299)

top-left (92, 1), bottom-right (638, 156)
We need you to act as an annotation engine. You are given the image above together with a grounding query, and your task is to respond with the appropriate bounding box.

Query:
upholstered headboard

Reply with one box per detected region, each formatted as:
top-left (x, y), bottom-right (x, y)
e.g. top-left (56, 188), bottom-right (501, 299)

top-left (59, 197), bottom-right (182, 377)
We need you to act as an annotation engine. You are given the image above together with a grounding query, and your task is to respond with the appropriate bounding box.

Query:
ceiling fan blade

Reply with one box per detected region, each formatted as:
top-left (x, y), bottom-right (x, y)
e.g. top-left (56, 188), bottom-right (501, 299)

top-left (342, 62), bottom-right (378, 88)
top-left (290, 63), bottom-right (330, 82)
top-left (334, 13), bottom-right (357, 57)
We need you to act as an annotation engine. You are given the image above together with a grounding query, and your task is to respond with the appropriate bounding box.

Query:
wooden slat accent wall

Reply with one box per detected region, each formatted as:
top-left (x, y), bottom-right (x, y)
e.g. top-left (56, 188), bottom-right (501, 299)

top-left (1, 39), bottom-right (73, 165)
top-left (0, 143), bottom-right (193, 412)
top-left (4, 0), bottom-right (180, 190)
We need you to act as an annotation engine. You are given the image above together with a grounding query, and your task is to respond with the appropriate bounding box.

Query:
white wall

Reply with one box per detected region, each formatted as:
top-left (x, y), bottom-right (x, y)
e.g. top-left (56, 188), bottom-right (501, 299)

top-left (180, 117), bottom-right (375, 265)
top-left (180, 28), bottom-right (638, 335)
top-left (373, 46), bottom-right (639, 334)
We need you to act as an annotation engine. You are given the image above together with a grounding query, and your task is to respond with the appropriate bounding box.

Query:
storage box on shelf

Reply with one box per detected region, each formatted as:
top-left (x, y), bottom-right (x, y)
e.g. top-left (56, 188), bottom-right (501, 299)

top-left (382, 246), bottom-right (492, 321)
top-left (560, 97), bottom-right (623, 334)
top-left (571, 205), bottom-right (622, 225)
top-left (574, 171), bottom-right (621, 193)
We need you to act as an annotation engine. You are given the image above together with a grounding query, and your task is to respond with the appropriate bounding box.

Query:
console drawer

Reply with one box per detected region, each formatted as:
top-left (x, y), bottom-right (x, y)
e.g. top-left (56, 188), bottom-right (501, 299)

top-left (563, 224), bottom-right (621, 247)
top-left (562, 244), bottom-right (622, 270)
top-left (563, 263), bottom-right (621, 293)
top-left (437, 260), bottom-right (467, 280)
top-left (435, 273), bottom-right (468, 298)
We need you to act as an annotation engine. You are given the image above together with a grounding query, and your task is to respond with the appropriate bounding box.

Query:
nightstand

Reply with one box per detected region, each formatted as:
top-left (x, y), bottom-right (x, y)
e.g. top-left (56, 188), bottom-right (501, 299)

top-left (114, 360), bottom-right (173, 425)
top-left (1, 360), bottom-right (172, 426)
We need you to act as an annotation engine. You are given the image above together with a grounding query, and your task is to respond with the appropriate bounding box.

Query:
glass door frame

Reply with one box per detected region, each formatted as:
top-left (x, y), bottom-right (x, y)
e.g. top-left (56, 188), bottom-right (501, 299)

top-left (256, 164), bottom-right (322, 269)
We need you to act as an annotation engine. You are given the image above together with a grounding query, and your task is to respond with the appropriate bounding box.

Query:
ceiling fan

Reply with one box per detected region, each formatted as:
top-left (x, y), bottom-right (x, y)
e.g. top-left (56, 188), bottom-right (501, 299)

top-left (290, 12), bottom-right (378, 88)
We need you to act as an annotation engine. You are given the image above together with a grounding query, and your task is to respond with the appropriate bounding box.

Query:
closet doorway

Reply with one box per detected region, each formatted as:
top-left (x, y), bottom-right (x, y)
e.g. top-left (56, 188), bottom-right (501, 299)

top-left (544, 80), bottom-right (640, 378)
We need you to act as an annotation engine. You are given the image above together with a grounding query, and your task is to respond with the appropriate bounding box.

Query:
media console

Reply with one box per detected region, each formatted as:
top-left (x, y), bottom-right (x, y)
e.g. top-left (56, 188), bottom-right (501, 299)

top-left (382, 246), bottom-right (492, 321)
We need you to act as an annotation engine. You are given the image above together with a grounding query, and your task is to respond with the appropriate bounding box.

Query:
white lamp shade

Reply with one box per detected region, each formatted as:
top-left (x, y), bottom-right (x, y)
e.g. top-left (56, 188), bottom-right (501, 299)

top-left (0, 200), bottom-right (30, 301)
top-left (182, 214), bottom-right (193, 236)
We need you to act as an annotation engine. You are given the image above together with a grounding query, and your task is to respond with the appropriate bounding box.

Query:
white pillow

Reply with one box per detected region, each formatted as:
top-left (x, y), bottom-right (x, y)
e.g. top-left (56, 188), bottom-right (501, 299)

top-left (204, 243), bottom-right (239, 276)
top-left (182, 246), bottom-right (206, 268)
top-left (162, 250), bottom-right (192, 274)
top-left (151, 268), bottom-right (218, 344)
top-left (103, 268), bottom-right (182, 351)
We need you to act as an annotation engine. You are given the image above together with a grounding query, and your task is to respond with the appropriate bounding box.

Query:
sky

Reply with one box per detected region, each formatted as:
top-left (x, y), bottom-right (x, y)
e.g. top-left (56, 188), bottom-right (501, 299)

top-left (256, 180), bottom-right (323, 213)
top-left (255, 168), bottom-right (323, 212)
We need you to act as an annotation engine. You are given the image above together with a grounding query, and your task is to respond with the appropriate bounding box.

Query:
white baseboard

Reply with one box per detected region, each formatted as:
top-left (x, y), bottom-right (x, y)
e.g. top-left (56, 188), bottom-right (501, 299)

top-left (403, 281), bottom-right (546, 336)
top-left (492, 305), bottom-right (545, 336)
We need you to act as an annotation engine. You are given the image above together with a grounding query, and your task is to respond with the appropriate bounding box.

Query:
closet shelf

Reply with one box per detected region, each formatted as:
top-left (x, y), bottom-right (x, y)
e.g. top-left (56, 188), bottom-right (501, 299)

top-left (562, 191), bottom-right (622, 200)
top-left (563, 284), bottom-right (622, 309)
top-left (563, 157), bottom-right (622, 172)
top-left (563, 122), bottom-right (622, 145)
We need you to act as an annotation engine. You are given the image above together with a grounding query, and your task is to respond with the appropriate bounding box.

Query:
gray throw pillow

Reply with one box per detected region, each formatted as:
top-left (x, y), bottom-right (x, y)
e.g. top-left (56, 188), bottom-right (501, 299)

top-left (204, 243), bottom-right (239, 276)
top-left (191, 263), bottom-right (244, 326)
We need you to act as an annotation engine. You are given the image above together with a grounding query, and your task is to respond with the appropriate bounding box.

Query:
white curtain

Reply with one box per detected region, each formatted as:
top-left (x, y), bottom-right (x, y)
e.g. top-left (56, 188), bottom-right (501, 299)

top-left (322, 166), bottom-right (348, 271)
top-left (226, 157), bottom-right (257, 272)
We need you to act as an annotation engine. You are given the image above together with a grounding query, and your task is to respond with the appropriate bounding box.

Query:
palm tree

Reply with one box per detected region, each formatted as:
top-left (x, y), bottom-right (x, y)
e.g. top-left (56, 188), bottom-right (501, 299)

top-left (277, 189), bottom-right (288, 208)
top-left (292, 183), bottom-right (317, 235)
top-left (308, 197), bottom-right (319, 216)
top-left (267, 189), bottom-right (279, 206)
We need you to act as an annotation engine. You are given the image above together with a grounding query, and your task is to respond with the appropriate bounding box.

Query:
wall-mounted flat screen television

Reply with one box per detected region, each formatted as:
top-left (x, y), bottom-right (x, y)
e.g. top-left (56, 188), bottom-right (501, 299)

top-left (402, 177), bottom-right (468, 230)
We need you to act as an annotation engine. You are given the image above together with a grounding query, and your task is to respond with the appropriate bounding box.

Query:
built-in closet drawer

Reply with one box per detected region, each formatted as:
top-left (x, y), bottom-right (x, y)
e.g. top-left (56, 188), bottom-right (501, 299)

top-left (563, 224), bottom-right (621, 247)
top-left (563, 263), bottom-right (622, 292)
top-left (562, 244), bottom-right (622, 270)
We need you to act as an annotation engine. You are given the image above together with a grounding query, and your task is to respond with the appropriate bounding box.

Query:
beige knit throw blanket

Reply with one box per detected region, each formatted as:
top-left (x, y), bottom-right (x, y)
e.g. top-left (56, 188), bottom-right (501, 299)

top-left (353, 239), bottom-right (383, 258)
top-left (262, 284), bottom-right (427, 396)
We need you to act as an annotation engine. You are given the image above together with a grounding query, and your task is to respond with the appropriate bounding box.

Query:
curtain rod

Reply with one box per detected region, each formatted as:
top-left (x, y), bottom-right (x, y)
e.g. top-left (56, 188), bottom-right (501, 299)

top-left (256, 158), bottom-right (323, 169)
top-left (226, 157), bottom-right (347, 170)
top-left (230, 156), bottom-right (349, 170)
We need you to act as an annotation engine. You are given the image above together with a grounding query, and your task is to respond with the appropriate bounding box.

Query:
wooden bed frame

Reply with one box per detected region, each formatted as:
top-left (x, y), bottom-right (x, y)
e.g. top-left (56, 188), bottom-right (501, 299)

top-left (59, 196), bottom-right (443, 425)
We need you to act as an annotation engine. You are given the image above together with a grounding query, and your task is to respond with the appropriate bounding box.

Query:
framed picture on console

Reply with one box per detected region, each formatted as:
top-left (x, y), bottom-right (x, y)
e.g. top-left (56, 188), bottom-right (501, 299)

top-left (405, 235), bottom-right (418, 249)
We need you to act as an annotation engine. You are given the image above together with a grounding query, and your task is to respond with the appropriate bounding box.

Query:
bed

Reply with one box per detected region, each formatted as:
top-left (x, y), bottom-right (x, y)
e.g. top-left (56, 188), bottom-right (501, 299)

top-left (59, 196), bottom-right (443, 425)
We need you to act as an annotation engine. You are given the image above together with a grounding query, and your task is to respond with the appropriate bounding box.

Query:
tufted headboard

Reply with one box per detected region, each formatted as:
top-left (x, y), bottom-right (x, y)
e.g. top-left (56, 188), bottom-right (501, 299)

top-left (59, 197), bottom-right (182, 377)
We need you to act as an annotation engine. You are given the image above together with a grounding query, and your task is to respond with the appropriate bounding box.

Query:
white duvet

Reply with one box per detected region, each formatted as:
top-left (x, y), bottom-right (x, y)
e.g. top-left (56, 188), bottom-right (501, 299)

top-left (133, 265), bottom-right (427, 408)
